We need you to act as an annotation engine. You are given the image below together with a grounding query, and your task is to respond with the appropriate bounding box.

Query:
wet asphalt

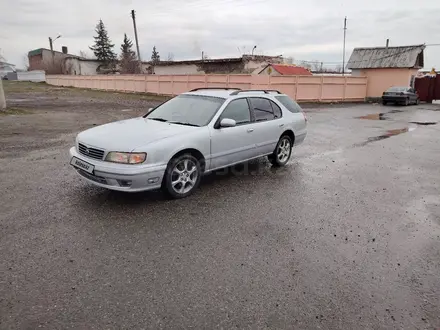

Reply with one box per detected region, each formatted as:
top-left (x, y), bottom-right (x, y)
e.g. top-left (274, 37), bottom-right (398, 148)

top-left (1, 100), bottom-right (440, 329)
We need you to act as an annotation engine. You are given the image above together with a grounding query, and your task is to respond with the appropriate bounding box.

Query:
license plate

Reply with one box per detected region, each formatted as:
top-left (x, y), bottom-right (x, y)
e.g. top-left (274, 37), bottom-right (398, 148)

top-left (70, 157), bottom-right (94, 174)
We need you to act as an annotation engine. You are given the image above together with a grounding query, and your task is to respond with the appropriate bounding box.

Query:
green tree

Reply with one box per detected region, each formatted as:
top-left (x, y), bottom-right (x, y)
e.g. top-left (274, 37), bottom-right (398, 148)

top-left (89, 19), bottom-right (116, 65)
top-left (151, 46), bottom-right (160, 65)
top-left (120, 33), bottom-right (137, 73)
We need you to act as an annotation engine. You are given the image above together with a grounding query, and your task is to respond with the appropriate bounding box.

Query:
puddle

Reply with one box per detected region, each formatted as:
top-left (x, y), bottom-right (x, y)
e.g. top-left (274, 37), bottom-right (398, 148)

top-left (357, 113), bottom-right (388, 120)
top-left (388, 109), bottom-right (404, 113)
top-left (409, 121), bottom-right (437, 126)
top-left (354, 127), bottom-right (415, 147)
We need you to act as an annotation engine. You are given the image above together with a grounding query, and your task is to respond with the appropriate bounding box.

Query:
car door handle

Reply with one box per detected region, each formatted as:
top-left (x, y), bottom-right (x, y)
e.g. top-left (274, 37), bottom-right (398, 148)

top-left (279, 123), bottom-right (284, 127)
top-left (247, 128), bottom-right (254, 133)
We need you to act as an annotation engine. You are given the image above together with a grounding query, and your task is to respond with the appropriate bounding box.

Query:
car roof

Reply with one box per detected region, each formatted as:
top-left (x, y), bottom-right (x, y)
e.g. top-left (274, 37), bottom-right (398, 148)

top-left (183, 89), bottom-right (287, 99)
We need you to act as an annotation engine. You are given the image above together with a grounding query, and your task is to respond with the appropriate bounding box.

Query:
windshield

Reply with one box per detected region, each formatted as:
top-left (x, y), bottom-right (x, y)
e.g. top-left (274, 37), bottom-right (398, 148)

top-left (146, 95), bottom-right (225, 127)
top-left (387, 87), bottom-right (408, 92)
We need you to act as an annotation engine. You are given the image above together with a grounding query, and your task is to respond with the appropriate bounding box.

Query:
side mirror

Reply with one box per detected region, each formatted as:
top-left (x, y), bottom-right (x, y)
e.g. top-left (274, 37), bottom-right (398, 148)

top-left (220, 118), bottom-right (236, 128)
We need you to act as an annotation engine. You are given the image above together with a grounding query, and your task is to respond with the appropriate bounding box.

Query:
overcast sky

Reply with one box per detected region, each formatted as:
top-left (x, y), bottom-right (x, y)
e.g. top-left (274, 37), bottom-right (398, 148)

top-left (1, 0), bottom-right (440, 69)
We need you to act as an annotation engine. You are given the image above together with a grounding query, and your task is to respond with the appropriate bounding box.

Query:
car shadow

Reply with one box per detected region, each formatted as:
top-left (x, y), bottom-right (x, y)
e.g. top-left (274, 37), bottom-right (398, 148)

top-left (76, 158), bottom-right (298, 208)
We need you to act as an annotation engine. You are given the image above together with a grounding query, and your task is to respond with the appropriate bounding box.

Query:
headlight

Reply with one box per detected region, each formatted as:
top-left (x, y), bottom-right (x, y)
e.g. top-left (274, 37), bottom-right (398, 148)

top-left (105, 152), bottom-right (146, 164)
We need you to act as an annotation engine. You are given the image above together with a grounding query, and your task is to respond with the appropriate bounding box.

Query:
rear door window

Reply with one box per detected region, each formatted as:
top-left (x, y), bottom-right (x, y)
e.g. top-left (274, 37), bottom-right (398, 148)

top-left (274, 96), bottom-right (302, 113)
top-left (249, 98), bottom-right (275, 122)
top-left (271, 101), bottom-right (282, 118)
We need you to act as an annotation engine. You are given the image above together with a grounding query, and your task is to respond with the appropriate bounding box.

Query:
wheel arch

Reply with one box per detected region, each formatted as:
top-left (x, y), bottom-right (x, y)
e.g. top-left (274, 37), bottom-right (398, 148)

top-left (170, 148), bottom-right (206, 172)
top-left (281, 129), bottom-right (295, 144)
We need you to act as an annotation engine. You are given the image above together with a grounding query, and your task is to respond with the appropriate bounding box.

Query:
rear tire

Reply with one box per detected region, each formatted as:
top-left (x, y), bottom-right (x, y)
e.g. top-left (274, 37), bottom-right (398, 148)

top-left (416, 98), bottom-right (420, 105)
top-left (404, 98), bottom-right (409, 106)
top-left (162, 154), bottom-right (201, 199)
top-left (269, 135), bottom-right (293, 167)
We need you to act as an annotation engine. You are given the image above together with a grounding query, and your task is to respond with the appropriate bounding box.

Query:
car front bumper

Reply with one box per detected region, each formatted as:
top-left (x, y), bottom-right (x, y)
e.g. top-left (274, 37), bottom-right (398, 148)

top-left (382, 96), bottom-right (407, 103)
top-left (69, 147), bottom-right (167, 192)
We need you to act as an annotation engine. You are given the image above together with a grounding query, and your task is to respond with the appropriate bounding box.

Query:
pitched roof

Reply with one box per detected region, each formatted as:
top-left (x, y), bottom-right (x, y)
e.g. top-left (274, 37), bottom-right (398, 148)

top-left (0, 61), bottom-right (15, 67)
top-left (347, 45), bottom-right (425, 69)
top-left (263, 64), bottom-right (312, 75)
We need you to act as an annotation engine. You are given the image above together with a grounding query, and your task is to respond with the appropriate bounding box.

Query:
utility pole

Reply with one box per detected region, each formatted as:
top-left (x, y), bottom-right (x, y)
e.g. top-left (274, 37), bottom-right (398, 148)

top-left (49, 37), bottom-right (54, 64)
top-left (342, 16), bottom-right (347, 75)
top-left (0, 78), bottom-right (5, 110)
top-left (49, 35), bottom-right (61, 65)
top-left (131, 10), bottom-right (142, 72)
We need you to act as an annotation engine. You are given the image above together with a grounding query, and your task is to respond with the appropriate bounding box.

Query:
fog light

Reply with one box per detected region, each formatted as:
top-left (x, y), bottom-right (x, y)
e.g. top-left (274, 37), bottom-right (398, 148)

top-left (148, 177), bottom-right (159, 184)
top-left (118, 180), bottom-right (132, 187)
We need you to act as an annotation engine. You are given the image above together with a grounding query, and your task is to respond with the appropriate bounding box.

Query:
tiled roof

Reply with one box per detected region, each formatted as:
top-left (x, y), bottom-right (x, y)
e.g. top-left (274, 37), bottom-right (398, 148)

top-left (270, 64), bottom-right (312, 75)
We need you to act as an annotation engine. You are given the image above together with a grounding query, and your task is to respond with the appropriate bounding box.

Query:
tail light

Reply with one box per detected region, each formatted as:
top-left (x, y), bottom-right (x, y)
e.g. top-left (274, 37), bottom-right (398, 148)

top-left (302, 112), bottom-right (307, 122)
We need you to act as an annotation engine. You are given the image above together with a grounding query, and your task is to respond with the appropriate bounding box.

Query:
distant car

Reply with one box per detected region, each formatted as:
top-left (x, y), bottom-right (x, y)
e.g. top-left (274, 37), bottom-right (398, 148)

top-left (69, 88), bottom-right (307, 198)
top-left (382, 86), bottom-right (419, 106)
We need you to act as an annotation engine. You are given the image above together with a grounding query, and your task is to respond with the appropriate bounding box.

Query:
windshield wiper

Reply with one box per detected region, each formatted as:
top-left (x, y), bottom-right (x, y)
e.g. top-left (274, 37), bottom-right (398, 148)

top-left (169, 121), bottom-right (200, 127)
top-left (148, 117), bottom-right (168, 122)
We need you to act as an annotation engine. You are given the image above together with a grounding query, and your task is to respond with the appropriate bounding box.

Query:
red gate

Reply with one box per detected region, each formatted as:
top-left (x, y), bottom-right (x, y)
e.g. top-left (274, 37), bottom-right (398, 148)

top-left (415, 75), bottom-right (440, 102)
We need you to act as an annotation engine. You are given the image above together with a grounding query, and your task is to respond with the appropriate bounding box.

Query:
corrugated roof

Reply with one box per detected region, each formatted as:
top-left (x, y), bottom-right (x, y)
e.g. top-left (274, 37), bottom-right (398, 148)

top-left (267, 64), bottom-right (312, 76)
top-left (347, 45), bottom-right (425, 69)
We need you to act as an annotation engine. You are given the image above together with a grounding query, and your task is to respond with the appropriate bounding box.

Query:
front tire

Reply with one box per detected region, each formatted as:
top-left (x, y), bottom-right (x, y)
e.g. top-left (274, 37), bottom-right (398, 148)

top-left (269, 135), bottom-right (293, 167)
top-left (416, 98), bottom-right (420, 105)
top-left (163, 154), bottom-right (201, 199)
top-left (404, 98), bottom-right (409, 106)
top-left (382, 100), bottom-right (387, 105)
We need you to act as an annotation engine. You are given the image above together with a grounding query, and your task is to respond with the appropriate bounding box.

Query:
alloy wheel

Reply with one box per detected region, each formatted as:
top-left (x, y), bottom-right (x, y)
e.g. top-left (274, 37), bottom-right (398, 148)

top-left (170, 158), bottom-right (198, 194)
top-left (277, 138), bottom-right (291, 163)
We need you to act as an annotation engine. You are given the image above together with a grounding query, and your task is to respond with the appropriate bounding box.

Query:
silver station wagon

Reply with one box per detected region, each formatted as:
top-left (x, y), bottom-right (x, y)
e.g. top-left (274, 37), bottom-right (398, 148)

top-left (69, 88), bottom-right (307, 198)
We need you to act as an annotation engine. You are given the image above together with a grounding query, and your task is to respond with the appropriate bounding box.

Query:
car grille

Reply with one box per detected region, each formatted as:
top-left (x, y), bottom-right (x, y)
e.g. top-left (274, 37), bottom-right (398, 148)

top-left (78, 143), bottom-right (105, 160)
top-left (77, 169), bottom-right (107, 184)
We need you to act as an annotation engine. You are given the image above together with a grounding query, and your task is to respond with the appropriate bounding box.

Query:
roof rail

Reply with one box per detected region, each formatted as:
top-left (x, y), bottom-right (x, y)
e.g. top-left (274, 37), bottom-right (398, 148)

top-left (230, 89), bottom-right (282, 95)
top-left (189, 87), bottom-right (241, 92)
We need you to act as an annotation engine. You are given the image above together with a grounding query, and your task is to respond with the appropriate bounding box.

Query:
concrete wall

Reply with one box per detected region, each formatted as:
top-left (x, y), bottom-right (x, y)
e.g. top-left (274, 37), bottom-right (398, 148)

top-left (153, 64), bottom-right (199, 75)
top-left (15, 71), bottom-right (46, 82)
top-left (352, 68), bottom-right (418, 97)
top-left (46, 74), bottom-right (368, 102)
top-left (64, 58), bottom-right (102, 75)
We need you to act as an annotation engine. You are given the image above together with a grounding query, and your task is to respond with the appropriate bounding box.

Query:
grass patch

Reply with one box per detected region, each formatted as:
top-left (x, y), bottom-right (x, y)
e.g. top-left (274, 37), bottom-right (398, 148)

top-left (0, 107), bottom-right (33, 116)
top-left (3, 81), bottom-right (49, 93)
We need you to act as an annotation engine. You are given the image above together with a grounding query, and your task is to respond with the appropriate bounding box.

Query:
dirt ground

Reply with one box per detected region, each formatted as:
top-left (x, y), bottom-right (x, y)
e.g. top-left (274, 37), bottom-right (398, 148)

top-left (1, 81), bottom-right (169, 158)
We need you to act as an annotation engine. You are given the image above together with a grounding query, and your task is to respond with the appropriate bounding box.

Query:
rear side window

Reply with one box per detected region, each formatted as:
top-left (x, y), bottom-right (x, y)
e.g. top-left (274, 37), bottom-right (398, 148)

top-left (249, 98), bottom-right (274, 122)
top-left (220, 98), bottom-right (251, 124)
top-left (275, 96), bottom-right (302, 113)
top-left (271, 101), bottom-right (282, 118)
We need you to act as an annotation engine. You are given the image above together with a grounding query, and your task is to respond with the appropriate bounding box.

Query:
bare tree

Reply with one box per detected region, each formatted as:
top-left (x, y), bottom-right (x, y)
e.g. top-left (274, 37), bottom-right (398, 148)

top-left (299, 60), bottom-right (312, 70)
top-left (79, 50), bottom-right (89, 59)
top-left (23, 53), bottom-right (30, 71)
top-left (284, 56), bottom-right (294, 64)
top-left (41, 57), bottom-right (66, 74)
top-left (311, 60), bottom-right (322, 72)
top-left (167, 52), bottom-right (174, 61)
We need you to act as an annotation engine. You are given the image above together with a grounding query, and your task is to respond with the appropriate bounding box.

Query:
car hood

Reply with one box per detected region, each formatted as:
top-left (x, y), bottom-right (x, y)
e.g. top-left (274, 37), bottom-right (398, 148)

top-left (77, 117), bottom-right (197, 151)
